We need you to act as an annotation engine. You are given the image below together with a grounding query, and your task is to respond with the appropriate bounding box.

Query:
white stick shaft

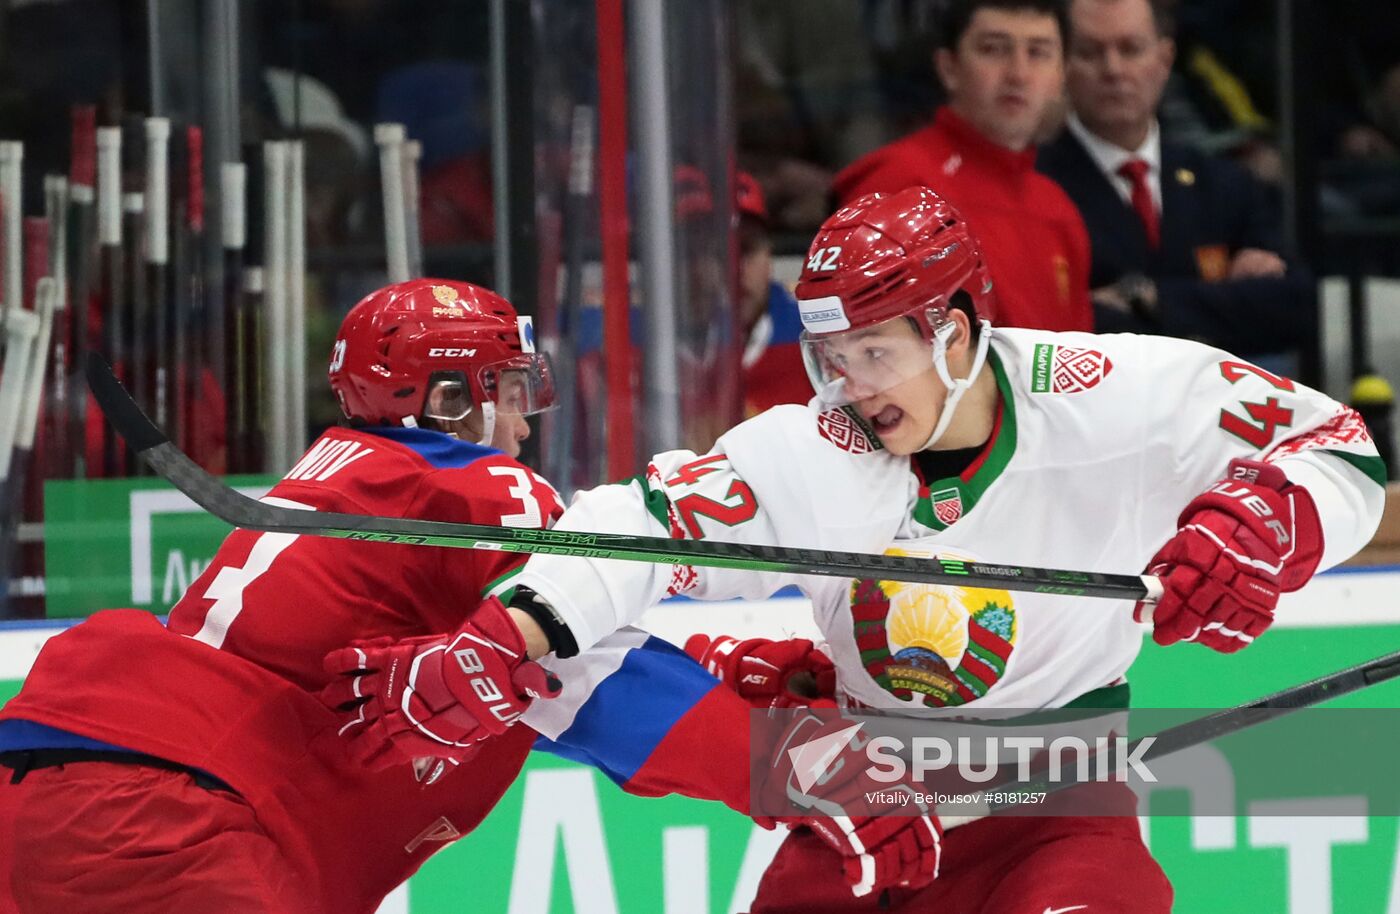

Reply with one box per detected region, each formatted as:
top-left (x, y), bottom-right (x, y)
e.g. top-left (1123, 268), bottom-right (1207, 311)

top-left (17, 277), bottom-right (57, 449)
top-left (262, 141), bottom-right (290, 470)
top-left (96, 128), bottom-right (122, 246)
top-left (374, 123), bottom-right (409, 282)
top-left (43, 176), bottom-right (69, 308)
top-left (0, 142), bottom-right (23, 321)
top-left (0, 309), bottom-right (40, 479)
top-left (144, 118), bottom-right (171, 265)
top-left (403, 139), bottom-right (423, 279)
top-left (287, 140), bottom-right (307, 455)
top-left (220, 162), bottom-right (246, 251)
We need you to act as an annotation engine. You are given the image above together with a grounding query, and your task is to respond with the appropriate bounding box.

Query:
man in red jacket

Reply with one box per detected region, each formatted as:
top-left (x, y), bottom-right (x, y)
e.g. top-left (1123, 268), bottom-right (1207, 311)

top-left (833, 0), bottom-right (1094, 332)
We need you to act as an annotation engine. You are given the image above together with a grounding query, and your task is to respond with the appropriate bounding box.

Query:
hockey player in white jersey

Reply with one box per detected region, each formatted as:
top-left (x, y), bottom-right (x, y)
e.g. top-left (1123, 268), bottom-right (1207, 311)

top-left (327, 186), bottom-right (1385, 911)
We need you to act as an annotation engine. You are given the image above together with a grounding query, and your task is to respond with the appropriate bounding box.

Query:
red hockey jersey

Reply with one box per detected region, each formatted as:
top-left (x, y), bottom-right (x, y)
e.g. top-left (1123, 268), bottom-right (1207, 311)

top-left (2, 426), bottom-right (564, 912)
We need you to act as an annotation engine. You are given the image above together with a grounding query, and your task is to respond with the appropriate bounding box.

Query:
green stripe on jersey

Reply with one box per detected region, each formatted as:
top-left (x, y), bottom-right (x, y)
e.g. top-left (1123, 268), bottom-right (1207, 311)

top-left (1325, 449), bottom-right (1389, 489)
top-left (913, 349), bottom-right (1019, 532)
top-left (481, 566), bottom-right (524, 599)
top-left (623, 473), bottom-right (677, 533)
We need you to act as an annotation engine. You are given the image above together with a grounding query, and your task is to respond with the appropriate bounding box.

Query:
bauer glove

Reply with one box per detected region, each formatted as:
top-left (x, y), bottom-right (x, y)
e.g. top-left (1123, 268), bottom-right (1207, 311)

top-left (1141, 458), bottom-right (1323, 653)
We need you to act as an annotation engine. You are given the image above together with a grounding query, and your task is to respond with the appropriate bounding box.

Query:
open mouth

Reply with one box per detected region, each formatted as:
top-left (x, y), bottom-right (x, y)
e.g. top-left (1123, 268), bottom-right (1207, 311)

top-left (870, 405), bottom-right (905, 435)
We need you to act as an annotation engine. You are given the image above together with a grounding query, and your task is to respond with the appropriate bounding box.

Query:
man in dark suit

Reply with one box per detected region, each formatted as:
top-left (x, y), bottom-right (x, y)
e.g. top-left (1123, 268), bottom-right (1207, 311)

top-left (1039, 0), bottom-right (1314, 362)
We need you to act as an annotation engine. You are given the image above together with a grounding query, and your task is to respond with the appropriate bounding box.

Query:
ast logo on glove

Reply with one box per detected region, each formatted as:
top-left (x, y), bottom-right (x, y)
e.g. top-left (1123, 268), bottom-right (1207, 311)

top-left (685, 634), bottom-right (836, 709)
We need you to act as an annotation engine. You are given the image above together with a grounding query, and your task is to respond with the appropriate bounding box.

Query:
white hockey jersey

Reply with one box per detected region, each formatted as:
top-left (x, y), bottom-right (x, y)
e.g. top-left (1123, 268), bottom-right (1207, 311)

top-left (517, 328), bottom-right (1386, 712)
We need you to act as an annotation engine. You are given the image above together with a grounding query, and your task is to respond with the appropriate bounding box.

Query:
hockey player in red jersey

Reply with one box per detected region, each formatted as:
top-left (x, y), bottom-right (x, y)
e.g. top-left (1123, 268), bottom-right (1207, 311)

top-left (0, 279), bottom-right (573, 912)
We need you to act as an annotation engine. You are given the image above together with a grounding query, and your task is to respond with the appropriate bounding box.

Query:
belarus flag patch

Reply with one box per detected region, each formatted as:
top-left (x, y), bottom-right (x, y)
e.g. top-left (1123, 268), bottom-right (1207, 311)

top-left (1030, 344), bottom-right (1113, 394)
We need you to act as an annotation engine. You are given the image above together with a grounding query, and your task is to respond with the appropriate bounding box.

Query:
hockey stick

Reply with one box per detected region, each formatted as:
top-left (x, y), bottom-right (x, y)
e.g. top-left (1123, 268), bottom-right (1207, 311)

top-left (402, 139), bottom-right (424, 280)
top-left (86, 352), bottom-right (1162, 600)
top-left (43, 176), bottom-right (71, 480)
top-left (374, 123), bottom-right (410, 283)
top-left (0, 142), bottom-right (22, 335)
top-left (144, 117), bottom-right (171, 442)
top-left (67, 106), bottom-right (97, 478)
top-left (860, 642), bottom-right (1400, 906)
top-left (0, 277), bottom-right (57, 615)
top-left (96, 126), bottom-right (127, 476)
top-left (978, 644), bottom-right (1400, 817)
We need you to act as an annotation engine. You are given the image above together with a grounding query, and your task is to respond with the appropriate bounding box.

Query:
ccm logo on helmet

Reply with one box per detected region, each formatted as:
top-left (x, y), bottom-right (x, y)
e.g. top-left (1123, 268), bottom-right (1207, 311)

top-left (428, 348), bottom-right (478, 358)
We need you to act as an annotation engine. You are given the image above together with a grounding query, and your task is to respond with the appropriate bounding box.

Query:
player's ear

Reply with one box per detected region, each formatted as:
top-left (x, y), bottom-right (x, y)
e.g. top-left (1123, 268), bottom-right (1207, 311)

top-left (934, 48), bottom-right (959, 95)
top-left (946, 307), bottom-right (973, 356)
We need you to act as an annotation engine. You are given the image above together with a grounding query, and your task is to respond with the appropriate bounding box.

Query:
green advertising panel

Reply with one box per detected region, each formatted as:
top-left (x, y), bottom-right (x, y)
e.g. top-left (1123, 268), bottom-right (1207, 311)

top-left (43, 476), bottom-right (277, 617)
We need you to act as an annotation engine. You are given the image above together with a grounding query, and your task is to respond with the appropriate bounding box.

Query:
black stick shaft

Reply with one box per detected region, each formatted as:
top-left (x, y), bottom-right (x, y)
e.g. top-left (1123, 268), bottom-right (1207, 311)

top-left (86, 351), bottom-right (1161, 601)
top-left (985, 647), bottom-right (1400, 815)
top-left (68, 106), bottom-right (97, 478)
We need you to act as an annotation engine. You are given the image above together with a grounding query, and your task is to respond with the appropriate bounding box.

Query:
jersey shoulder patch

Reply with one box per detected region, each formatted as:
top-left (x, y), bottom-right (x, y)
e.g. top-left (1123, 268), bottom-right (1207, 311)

top-left (816, 405), bottom-right (884, 454)
top-left (1027, 341), bottom-right (1114, 395)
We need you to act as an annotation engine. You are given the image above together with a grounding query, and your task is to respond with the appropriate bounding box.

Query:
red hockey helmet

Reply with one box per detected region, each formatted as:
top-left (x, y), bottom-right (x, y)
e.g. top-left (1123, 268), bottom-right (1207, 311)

top-left (793, 187), bottom-right (997, 407)
top-left (793, 186), bottom-right (995, 336)
top-left (329, 279), bottom-right (555, 427)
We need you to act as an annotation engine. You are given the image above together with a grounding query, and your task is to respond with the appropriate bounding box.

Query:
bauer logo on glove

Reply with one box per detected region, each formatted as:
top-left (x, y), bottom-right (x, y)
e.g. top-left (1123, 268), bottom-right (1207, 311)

top-left (1141, 458), bottom-right (1323, 653)
top-left (321, 596), bottom-right (561, 769)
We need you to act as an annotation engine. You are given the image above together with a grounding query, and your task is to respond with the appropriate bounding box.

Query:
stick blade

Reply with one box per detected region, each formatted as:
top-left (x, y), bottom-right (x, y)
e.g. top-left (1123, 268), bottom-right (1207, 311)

top-left (85, 351), bottom-right (167, 454)
top-left (85, 349), bottom-right (279, 531)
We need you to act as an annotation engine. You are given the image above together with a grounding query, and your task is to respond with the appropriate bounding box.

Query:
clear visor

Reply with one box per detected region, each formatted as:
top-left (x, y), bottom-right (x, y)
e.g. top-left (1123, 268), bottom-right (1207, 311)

top-left (800, 314), bottom-right (939, 407)
top-left (423, 353), bottom-right (558, 422)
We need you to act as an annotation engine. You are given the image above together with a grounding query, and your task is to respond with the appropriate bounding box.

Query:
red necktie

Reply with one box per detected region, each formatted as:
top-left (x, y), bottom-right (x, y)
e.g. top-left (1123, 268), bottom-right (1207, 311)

top-left (1118, 158), bottom-right (1159, 250)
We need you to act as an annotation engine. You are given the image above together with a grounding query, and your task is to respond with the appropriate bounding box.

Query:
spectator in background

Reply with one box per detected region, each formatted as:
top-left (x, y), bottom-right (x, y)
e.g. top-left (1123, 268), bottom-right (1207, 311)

top-left (735, 172), bottom-right (810, 416)
top-left (833, 0), bottom-right (1095, 333)
top-left (1039, 0), bottom-right (1315, 361)
top-left (1320, 57), bottom-right (1400, 224)
top-left (735, 0), bottom-right (894, 232)
top-left (376, 61), bottom-right (496, 244)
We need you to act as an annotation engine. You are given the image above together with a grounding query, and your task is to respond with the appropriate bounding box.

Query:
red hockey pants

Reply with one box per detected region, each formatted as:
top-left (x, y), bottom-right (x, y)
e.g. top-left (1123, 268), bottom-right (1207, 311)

top-left (0, 760), bottom-right (317, 913)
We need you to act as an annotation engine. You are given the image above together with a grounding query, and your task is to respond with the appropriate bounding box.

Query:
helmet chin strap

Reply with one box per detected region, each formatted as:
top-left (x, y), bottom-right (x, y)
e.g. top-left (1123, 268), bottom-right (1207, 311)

top-left (416, 395), bottom-right (496, 446)
top-left (475, 401), bottom-right (497, 447)
top-left (919, 319), bottom-right (992, 451)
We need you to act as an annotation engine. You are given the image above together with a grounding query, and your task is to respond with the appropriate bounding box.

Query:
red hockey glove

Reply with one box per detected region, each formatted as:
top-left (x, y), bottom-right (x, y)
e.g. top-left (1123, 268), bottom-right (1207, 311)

top-left (1140, 458), bottom-right (1323, 653)
top-left (758, 708), bottom-right (942, 897)
top-left (684, 634), bottom-right (837, 709)
top-left (320, 596), bottom-right (561, 769)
